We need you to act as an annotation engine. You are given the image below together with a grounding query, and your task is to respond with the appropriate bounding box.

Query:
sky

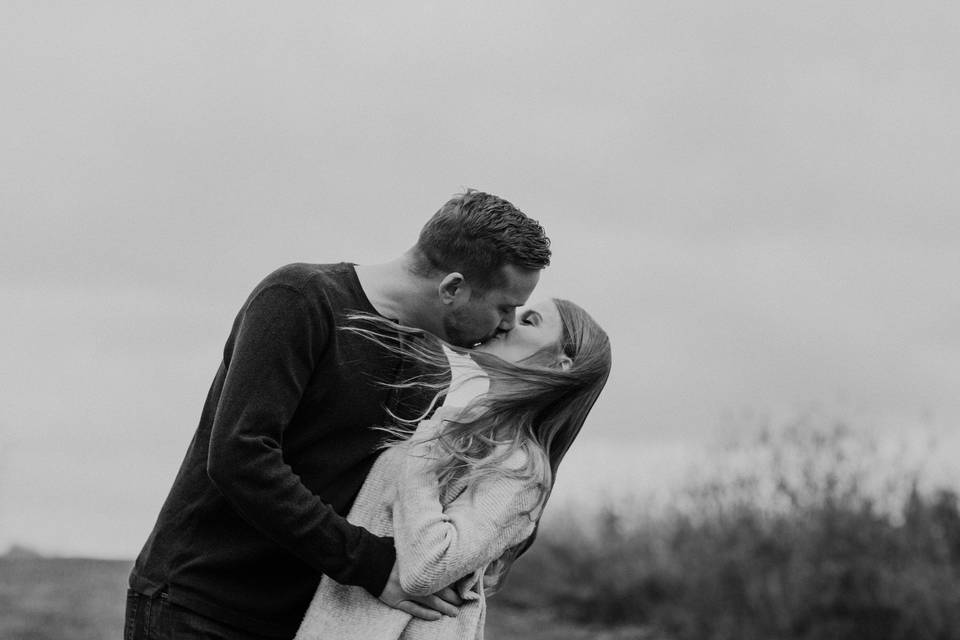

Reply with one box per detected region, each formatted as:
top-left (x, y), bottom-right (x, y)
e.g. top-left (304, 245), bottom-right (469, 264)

top-left (1, 1), bottom-right (959, 558)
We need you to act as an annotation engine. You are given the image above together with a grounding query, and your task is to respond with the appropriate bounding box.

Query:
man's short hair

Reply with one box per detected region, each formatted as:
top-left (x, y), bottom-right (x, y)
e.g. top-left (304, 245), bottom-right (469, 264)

top-left (414, 189), bottom-right (551, 291)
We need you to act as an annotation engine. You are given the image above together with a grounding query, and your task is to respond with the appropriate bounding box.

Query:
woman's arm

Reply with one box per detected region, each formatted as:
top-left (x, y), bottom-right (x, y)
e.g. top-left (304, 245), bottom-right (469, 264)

top-left (391, 419), bottom-right (540, 596)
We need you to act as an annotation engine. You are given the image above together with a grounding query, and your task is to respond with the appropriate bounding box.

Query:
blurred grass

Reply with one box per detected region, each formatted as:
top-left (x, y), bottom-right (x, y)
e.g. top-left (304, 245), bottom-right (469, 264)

top-left (0, 556), bottom-right (613, 639)
top-left (0, 557), bottom-right (131, 640)
top-left (501, 420), bottom-right (960, 640)
top-left (5, 419), bottom-right (959, 639)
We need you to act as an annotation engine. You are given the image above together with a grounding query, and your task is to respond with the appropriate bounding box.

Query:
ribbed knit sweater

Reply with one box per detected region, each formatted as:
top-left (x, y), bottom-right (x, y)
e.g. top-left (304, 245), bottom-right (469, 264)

top-left (295, 365), bottom-right (540, 640)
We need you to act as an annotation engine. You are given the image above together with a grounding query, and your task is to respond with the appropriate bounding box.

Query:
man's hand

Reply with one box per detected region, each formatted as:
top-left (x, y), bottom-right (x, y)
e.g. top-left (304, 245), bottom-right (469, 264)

top-left (378, 562), bottom-right (462, 620)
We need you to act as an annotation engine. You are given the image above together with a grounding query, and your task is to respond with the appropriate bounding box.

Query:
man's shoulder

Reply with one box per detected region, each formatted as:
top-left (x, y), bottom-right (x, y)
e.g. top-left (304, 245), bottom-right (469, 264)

top-left (250, 263), bottom-right (359, 301)
top-left (257, 262), bottom-right (354, 291)
top-left (247, 262), bottom-right (373, 318)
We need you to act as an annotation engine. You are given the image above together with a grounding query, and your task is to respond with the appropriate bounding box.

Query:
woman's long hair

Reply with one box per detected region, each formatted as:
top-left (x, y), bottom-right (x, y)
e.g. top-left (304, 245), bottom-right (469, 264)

top-left (345, 297), bottom-right (611, 519)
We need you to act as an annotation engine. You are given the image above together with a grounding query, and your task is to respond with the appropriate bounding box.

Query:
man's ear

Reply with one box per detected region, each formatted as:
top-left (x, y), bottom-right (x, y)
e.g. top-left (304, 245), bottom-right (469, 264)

top-left (558, 355), bottom-right (573, 371)
top-left (438, 272), bottom-right (467, 306)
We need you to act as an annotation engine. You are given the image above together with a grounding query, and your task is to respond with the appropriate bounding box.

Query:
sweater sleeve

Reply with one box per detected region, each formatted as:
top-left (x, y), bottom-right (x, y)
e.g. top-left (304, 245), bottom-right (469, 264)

top-left (391, 420), bottom-right (540, 596)
top-left (206, 283), bottom-right (395, 596)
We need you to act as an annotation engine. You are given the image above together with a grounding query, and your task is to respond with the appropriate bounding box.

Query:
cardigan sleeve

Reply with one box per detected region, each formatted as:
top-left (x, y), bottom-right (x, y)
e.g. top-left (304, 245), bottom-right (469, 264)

top-left (391, 418), bottom-right (540, 596)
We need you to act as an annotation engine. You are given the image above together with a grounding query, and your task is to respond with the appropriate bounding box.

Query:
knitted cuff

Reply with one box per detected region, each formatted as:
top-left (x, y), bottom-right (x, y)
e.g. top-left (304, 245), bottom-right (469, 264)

top-left (358, 535), bottom-right (398, 598)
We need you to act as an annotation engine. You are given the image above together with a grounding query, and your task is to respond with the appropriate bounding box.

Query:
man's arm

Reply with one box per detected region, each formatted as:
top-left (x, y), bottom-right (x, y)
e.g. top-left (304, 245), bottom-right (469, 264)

top-left (205, 283), bottom-right (396, 596)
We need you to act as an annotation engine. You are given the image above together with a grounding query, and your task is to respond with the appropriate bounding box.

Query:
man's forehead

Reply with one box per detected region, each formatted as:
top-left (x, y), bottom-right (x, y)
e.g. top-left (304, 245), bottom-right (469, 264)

top-left (492, 278), bottom-right (538, 306)
top-left (501, 264), bottom-right (540, 293)
top-left (494, 291), bottom-right (529, 307)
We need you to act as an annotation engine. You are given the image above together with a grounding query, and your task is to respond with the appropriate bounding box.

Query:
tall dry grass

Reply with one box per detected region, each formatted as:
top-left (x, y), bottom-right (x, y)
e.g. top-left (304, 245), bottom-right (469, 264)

top-left (503, 420), bottom-right (960, 640)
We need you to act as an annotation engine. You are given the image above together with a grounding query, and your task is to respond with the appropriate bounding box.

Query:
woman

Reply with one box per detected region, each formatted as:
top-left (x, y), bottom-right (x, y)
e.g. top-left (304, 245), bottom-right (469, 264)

top-left (296, 298), bottom-right (611, 640)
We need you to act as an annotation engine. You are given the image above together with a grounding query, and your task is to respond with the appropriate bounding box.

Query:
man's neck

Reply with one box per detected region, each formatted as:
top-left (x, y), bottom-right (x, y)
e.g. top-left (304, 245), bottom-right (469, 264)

top-left (353, 256), bottom-right (428, 326)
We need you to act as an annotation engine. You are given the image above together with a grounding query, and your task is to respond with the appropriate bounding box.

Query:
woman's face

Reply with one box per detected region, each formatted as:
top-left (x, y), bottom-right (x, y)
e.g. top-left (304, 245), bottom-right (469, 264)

top-left (474, 299), bottom-right (564, 364)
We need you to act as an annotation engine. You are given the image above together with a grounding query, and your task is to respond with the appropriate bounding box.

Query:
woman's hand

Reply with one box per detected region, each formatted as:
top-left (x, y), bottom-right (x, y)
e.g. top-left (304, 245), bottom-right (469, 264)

top-left (378, 561), bottom-right (461, 620)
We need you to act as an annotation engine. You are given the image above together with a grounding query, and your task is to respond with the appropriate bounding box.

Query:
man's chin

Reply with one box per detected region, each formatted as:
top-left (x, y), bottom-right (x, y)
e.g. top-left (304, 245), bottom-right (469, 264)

top-left (470, 332), bottom-right (503, 349)
top-left (449, 334), bottom-right (495, 350)
top-left (444, 333), bottom-right (484, 349)
top-left (442, 321), bottom-right (498, 349)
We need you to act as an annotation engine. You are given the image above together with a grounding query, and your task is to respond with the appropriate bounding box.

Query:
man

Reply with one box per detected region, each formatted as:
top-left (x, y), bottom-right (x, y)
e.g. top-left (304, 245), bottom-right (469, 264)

top-left (125, 189), bottom-right (551, 639)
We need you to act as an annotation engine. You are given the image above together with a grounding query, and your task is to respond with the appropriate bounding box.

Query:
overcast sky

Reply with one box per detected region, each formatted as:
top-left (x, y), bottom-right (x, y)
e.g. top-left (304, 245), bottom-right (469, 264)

top-left (2, 1), bottom-right (958, 558)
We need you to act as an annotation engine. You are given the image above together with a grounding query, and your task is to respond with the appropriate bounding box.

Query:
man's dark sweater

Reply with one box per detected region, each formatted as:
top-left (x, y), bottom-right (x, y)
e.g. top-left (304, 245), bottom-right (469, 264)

top-left (129, 263), bottom-right (446, 637)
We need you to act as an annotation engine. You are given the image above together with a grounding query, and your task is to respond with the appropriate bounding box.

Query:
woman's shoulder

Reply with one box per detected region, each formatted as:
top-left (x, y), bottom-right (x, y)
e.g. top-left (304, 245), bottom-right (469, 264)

top-left (500, 446), bottom-right (530, 471)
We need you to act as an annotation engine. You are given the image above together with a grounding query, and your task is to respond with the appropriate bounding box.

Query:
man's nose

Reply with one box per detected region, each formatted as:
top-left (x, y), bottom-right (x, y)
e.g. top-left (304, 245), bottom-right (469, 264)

top-left (498, 308), bottom-right (517, 332)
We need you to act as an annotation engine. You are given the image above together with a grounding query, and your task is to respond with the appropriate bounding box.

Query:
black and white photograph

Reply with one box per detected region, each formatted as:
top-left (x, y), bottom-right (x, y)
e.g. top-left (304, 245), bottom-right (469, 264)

top-left (2, 2), bottom-right (959, 639)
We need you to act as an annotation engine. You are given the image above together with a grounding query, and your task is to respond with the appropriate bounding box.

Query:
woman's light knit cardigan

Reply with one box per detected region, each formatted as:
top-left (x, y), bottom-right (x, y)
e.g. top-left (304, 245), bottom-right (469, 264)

top-left (295, 358), bottom-right (540, 640)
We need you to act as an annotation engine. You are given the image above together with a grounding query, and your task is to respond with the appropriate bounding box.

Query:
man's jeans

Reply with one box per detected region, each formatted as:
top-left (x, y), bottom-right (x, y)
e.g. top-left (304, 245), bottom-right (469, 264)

top-left (124, 589), bottom-right (276, 640)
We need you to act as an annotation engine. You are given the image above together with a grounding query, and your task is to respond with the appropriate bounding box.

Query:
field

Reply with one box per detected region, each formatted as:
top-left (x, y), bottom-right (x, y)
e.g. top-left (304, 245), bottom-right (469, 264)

top-left (6, 423), bottom-right (960, 640)
top-left (0, 557), bottom-right (130, 640)
top-left (0, 555), bottom-right (639, 640)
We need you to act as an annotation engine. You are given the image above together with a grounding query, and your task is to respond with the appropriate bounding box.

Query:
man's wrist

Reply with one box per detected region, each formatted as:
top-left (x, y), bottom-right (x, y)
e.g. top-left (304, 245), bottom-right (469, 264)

top-left (359, 535), bottom-right (397, 597)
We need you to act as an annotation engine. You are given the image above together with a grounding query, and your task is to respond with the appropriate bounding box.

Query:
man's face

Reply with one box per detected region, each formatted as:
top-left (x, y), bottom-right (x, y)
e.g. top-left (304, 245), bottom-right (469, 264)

top-left (442, 264), bottom-right (540, 348)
